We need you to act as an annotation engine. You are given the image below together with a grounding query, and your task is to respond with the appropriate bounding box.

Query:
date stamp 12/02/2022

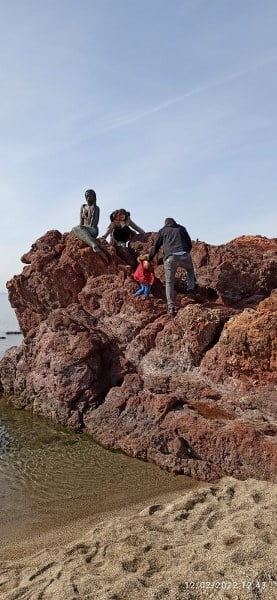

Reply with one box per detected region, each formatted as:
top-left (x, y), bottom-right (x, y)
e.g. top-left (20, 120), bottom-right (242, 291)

top-left (180, 579), bottom-right (273, 593)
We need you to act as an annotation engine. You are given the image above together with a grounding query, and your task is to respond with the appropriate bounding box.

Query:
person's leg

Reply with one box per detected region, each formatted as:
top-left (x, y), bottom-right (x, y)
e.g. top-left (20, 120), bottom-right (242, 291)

top-left (134, 283), bottom-right (145, 296)
top-left (143, 285), bottom-right (151, 297)
top-left (88, 226), bottom-right (98, 238)
top-left (86, 226), bottom-right (101, 252)
top-left (164, 256), bottom-right (178, 312)
top-left (179, 254), bottom-right (195, 291)
top-left (72, 226), bottom-right (100, 252)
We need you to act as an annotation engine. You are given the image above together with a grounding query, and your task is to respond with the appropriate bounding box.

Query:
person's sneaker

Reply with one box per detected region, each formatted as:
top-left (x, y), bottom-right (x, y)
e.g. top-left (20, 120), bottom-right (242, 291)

top-left (168, 307), bottom-right (176, 316)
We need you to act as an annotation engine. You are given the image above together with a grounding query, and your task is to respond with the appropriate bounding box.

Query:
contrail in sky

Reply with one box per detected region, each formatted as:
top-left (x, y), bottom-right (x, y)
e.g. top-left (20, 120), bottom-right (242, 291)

top-left (100, 55), bottom-right (277, 133)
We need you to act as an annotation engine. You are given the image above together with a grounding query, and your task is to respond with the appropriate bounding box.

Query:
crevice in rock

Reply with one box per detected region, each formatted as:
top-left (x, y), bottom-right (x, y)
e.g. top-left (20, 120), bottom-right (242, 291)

top-left (203, 322), bottom-right (225, 354)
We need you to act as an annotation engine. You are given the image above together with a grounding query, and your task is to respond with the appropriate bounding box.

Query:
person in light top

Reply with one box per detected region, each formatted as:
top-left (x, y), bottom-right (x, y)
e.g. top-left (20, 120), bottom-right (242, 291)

top-left (102, 209), bottom-right (145, 247)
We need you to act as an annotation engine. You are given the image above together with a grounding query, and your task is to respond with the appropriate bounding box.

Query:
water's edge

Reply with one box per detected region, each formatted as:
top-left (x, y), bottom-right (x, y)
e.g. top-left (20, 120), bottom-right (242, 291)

top-left (0, 398), bottom-right (201, 548)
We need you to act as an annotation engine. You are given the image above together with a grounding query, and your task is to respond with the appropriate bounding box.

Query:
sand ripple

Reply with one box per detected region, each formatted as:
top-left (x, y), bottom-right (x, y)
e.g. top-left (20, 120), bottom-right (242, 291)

top-left (0, 477), bottom-right (276, 600)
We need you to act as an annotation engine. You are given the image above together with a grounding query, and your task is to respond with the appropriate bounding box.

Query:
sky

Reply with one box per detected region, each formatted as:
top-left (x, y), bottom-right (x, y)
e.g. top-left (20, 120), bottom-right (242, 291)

top-left (0, 0), bottom-right (276, 290)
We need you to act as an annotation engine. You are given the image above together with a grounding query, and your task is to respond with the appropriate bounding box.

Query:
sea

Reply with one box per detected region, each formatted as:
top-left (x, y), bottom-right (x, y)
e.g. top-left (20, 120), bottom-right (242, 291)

top-left (0, 291), bottom-right (199, 547)
top-left (0, 292), bottom-right (22, 358)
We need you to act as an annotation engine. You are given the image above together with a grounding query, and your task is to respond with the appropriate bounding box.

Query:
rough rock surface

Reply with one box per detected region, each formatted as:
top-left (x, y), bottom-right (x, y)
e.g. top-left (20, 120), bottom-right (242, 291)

top-left (1, 231), bottom-right (277, 482)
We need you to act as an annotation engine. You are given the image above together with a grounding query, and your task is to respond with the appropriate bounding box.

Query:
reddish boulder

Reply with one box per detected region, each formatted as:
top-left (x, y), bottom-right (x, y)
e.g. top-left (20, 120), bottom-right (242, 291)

top-left (0, 304), bottom-right (126, 426)
top-left (1, 231), bottom-right (277, 482)
top-left (191, 235), bottom-right (277, 304)
top-left (84, 378), bottom-right (277, 482)
top-left (131, 304), bottom-right (234, 376)
top-left (8, 231), bottom-right (120, 334)
top-left (78, 272), bottom-right (166, 344)
top-left (200, 292), bottom-right (277, 391)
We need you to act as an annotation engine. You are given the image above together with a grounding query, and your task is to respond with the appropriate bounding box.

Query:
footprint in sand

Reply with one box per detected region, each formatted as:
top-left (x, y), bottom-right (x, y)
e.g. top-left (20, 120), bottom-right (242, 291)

top-left (153, 585), bottom-right (170, 599)
top-left (223, 535), bottom-right (242, 547)
top-left (206, 512), bottom-right (222, 529)
top-left (29, 562), bottom-right (55, 581)
top-left (65, 543), bottom-right (91, 556)
top-left (121, 557), bottom-right (140, 573)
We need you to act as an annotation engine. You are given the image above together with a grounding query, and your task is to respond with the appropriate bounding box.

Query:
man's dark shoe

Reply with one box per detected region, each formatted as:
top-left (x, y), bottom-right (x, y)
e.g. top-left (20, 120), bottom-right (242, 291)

top-left (168, 307), bottom-right (176, 316)
top-left (186, 289), bottom-right (195, 295)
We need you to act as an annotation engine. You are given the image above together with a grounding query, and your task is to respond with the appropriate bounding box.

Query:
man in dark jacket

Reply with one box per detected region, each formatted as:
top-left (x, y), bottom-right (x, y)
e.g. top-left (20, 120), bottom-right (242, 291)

top-left (148, 218), bottom-right (195, 315)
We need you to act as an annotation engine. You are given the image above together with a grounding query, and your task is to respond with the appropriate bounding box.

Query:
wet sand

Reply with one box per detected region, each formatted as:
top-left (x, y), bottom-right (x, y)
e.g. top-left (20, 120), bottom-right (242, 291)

top-left (1, 476), bottom-right (276, 600)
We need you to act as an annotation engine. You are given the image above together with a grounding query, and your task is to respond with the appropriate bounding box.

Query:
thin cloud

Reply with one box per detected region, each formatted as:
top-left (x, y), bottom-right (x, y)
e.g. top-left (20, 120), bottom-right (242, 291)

top-left (97, 55), bottom-right (277, 134)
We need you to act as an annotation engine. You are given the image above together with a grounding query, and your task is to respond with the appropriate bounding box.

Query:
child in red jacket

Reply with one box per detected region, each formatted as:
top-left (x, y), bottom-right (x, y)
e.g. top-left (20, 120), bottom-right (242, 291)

top-left (133, 254), bottom-right (155, 299)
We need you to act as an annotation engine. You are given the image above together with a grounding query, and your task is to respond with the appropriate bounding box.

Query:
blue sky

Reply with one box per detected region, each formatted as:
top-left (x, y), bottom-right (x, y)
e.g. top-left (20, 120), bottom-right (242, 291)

top-left (0, 0), bottom-right (276, 290)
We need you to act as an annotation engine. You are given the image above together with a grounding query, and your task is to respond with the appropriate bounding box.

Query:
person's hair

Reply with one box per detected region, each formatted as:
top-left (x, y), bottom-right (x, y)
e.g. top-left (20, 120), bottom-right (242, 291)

top-left (118, 209), bottom-right (130, 217)
top-left (110, 208), bottom-right (130, 223)
top-left (164, 217), bottom-right (176, 226)
top-left (85, 189), bottom-right (96, 202)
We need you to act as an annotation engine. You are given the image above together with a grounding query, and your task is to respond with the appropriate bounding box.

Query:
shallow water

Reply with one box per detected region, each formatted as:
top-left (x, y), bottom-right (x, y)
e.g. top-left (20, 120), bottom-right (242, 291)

top-left (0, 294), bottom-right (200, 545)
top-left (0, 293), bottom-right (22, 358)
top-left (0, 401), bottom-right (200, 545)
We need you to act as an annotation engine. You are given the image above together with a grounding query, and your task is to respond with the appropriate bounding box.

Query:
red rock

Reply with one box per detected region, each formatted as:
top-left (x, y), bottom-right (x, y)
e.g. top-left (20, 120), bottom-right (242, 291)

top-left (200, 292), bottom-right (277, 390)
top-left (191, 235), bottom-right (277, 304)
top-left (84, 378), bottom-right (277, 481)
top-left (0, 304), bottom-right (126, 426)
top-left (1, 231), bottom-right (276, 482)
top-left (134, 304), bottom-right (234, 377)
top-left (8, 231), bottom-right (120, 334)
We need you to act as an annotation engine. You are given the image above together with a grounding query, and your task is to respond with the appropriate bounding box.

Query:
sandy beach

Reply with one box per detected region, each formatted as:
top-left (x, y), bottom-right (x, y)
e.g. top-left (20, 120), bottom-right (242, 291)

top-left (1, 476), bottom-right (276, 600)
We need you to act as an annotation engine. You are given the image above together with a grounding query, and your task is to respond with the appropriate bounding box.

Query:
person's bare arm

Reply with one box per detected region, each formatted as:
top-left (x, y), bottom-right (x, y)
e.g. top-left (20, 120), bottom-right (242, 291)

top-left (89, 205), bottom-right (100, 229)
top-left (80, 204), bottom-right (85, 225)
top-left (129, 219), bottom-right (145, 234)
top-left (102, 222), bottom-right (115, 240)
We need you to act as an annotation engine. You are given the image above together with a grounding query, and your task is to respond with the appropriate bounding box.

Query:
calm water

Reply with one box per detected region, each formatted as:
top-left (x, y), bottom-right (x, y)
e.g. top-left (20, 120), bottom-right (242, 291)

top-left (0, 293), bottom-right (22, 358)
top-left (0, 293), bottom-right (199, 545)
top-left (0, 401), bottom-right (199, 545)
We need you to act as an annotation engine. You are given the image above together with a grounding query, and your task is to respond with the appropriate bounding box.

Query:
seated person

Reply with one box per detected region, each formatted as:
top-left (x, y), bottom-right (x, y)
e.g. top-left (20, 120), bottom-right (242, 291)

top-left (80, 190), bottom-right (99, 232)
top-left (72, 189), bottom-right (101, 252)
top-left (102, 209), bottom-right (145, 246)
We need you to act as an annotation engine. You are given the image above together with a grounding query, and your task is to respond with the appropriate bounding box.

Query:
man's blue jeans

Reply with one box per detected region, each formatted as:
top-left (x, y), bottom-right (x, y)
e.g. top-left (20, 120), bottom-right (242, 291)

top-left (134, 284), bottom-right (151, 297)
top-left (164, 253), bottom-right (195, 310)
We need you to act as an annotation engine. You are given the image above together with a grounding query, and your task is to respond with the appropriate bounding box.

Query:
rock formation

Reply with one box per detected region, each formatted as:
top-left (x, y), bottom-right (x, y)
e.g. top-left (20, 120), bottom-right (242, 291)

top-left (0, 231), bottom-right (276, 482)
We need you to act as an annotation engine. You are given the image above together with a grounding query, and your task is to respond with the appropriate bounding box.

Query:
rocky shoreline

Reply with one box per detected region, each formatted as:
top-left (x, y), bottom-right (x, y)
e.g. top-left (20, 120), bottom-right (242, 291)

top-left (0, 231), bottom-right (276, 482)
